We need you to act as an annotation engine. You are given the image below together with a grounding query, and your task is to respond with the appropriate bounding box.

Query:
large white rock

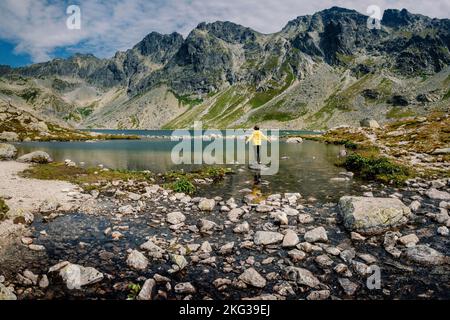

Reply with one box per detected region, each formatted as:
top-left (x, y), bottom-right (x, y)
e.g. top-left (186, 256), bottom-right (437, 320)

top-left (126, 250), bottom-right (149, 270)
top-left (17, 151), bottom-right (53, 163)
top-left (48, 261), bottom-right (103, 290)
top-left (198, 198), bottom-right (215, 211)
top-left (0, 283), bottom-right (17, 300)
top-left (0, 143), bottom-right (17, 160)
top-left (286, 137), bottom-right (303, 143)
top-left (0, 132), bottom-right (19, 142)
top-left (254, 231), bottom-right (283, 245)
top-left (338, 196), bottom-right (410, 235)
top-left (425, 189), bottom-right (450, 201)
top-left (360, 118), bottom-right (380, 128)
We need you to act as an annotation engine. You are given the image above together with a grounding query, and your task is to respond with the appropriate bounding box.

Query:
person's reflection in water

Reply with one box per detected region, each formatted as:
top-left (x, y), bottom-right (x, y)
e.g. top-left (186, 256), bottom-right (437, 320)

top-left (253, 170), bottom-right (262, 185)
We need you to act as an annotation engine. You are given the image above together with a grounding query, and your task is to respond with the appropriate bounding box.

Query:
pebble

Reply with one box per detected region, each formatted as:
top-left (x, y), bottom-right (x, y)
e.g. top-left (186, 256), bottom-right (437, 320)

top-left (437, 226), bottom-right (449, 236)
top-left (28, 244), bottom-right (45, 251)
top-left (238, 268), bottom-right (266, 288)
top-left (304, 226), bottom-right (328, 243)
top-left (174, 282), bottom-right (196, 294)
top-left (282, 229), bottom-right (299, 247)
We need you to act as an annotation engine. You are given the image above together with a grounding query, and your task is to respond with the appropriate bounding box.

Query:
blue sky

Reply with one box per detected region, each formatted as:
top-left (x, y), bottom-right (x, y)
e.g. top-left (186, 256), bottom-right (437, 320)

top-left (0, 0), bottom-right (449, 67)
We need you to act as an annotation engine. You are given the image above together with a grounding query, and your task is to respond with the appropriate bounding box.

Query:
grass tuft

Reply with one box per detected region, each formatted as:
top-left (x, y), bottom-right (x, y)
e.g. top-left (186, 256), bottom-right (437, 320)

top-left (340, 153), bottom-right (411, 185)
top-left (0, 197), bottom-right (9, 220)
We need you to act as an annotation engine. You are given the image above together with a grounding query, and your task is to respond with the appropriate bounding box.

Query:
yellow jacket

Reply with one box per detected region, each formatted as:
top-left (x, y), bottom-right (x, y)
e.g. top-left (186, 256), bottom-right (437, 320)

top-left (246, 130), bottom-right (269, 146)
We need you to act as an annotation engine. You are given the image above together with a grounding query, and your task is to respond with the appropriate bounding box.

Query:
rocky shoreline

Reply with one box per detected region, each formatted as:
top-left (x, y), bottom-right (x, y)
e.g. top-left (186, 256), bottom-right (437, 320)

top-left (1, 147), bottom-right (450, 300)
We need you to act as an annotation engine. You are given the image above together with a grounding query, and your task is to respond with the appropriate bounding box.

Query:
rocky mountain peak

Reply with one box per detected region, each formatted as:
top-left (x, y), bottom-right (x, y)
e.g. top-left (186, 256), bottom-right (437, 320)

top-left (195, 21), bottom-right (259, 44)
top-left (382, 8), bottom-right (424, 27)
top-left (133, 31), bottom-right (184, 58)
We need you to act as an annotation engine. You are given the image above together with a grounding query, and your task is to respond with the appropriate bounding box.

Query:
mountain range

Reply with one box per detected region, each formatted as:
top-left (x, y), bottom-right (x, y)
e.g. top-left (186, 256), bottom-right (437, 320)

top-left (0, 6), bottom-right (449, 130)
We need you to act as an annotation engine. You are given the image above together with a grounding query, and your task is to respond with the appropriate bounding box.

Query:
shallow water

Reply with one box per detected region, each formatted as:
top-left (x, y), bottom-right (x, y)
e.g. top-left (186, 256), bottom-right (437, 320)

top-left (5, 131), bottom-right (450, 300)
top-left (14, 130), bottom-right (360, 201)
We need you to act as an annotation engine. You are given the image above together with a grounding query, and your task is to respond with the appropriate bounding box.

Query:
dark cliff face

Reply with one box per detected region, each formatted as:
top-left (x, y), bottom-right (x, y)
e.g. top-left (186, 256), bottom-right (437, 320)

top-left (196, 21), bottom-right (259, 44)
top-left (382, 8), bottom-right (426, 28)
top-left (133, 32), bottom-right (184, 63)
top-left (4, 7), bottom-right (450, 96)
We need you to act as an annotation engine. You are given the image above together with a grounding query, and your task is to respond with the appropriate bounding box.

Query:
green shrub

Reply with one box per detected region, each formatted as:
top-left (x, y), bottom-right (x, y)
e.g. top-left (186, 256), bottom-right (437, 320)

top-left (203, 166), bottom-right (229, 182)
top-left (127, 283), bottom-right (141, 300)
top-left (343, 153), bottom-right (410, 185)
top-left (170, 177), bottom-right (196, 194)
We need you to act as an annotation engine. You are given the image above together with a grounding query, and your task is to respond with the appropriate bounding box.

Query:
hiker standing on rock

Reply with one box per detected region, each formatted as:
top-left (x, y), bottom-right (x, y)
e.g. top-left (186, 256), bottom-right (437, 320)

top-left (246, 125), bottom-right (270, 164)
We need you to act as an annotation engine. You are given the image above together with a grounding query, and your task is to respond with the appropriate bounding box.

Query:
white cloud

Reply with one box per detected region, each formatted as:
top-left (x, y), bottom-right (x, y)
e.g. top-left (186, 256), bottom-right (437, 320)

top-left (0, 0), bottom-right (448, 63)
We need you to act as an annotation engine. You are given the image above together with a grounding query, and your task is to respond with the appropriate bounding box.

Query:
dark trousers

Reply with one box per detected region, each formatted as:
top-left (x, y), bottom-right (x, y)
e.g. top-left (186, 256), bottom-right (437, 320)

top-left (256, 145), bottom-right (260, 163)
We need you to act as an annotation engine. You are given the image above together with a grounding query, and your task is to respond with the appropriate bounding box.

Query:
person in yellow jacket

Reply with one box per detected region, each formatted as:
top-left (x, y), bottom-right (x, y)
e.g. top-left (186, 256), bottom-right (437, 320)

top-left (246, 125), bottom-right (270, 164)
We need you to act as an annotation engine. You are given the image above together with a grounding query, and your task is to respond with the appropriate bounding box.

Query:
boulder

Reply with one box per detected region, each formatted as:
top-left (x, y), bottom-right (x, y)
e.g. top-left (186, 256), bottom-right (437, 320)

top-left (286, 137), bottom-right (303, 143)
top-left (0, 143), bottom-right (17, 160)
top-left (198, 198), bottom-right (215, 211)
top-left (284, 267), bottom-right (320, 288)
top-left (170, 254), bottom-right (188, 271)
top-left (254, 231), bottom-right (283, 245)
top-left (362, 89), bottom-right (380, 100)
top-left (283, 207), bottom-right (299, 216)
top-left (304, 227), bottom-right (328, 243)
top-left (288, 249), bottom-right (306, 262)
top-left (437, 226), bottom-right (449, 236)
top-left (233, 221), bottom-right (250, 233)
top-left (282, 229), bottom-right (299, 247)
top-left (417, 92), bottom-right (440, 103)
top-left (0, 132), bottom-right (19, 142)
top-left (219, 242), bottom-right (235, 255)
top-left (29, 121), bottom-right (48, 132)
top-left (228, 208), bottom-right (244, 222)
top-left (166, 211), bottom-right (186, 225)
top-left (140, 240), bottom-right (164, 259)
top-left (137, 279), bottom-right (155, 300)
top-left (338, 196), bottom-right (410, 235)
top-left (48, 261), bottom-right (103, 290)
top-left (270, 211), bottom-right (288, 225)
top-left (388, 95), bottom-right (409, 106)
top-left (256, 204), bottom-right (273, 213)
top-left (239, 268), bottom-right (266, 288)
top-left (197, 219), bottom-right (217, 233)
top-left (39, 275), bottom-right (49, 289)
top-left (432, 148), bottom-right (450, 155)
top-left (17, 151), bottom-right (53, 163)
top-left (398, 234), bottom-right (419, 247)
top-left (306, 290), bottom-right (331, 300)
top-left (403, 245), bottom-right (448, 266)
top-left (425, 189), bottom-right (450, 201)
top-left (338, 278), bottom-right (358, 296)
top-left (174, 282), bottom-right (196, 294)
top-left (126, 250), bottom-right (149, 270)
top-left (360, 118), bottom-right (380, 128)
top-left (0, 283), bottom-right (16, 300)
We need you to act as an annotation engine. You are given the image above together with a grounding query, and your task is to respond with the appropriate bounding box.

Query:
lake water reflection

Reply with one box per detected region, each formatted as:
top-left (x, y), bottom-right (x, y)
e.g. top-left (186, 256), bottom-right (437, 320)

top-left (14, 131), bottom-right (360, 201)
